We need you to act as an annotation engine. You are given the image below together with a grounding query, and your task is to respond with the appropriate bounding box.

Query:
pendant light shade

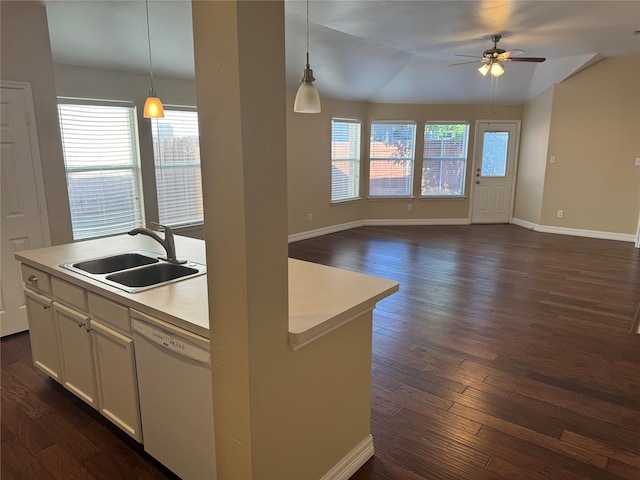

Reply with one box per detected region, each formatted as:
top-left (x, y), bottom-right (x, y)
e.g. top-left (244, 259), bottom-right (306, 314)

top-left (478, 63), bottom-right (490, 76)
top-left (144, 90), bottom-right (165, 118)
top-left (143, 0), bottom-right (164, 118)
top-left (294, 0), bottom-right (320, 113)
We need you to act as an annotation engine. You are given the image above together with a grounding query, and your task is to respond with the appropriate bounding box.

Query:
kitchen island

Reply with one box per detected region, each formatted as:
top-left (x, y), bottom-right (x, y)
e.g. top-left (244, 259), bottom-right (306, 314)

top-left (15, 234), bottom-right (399, 479)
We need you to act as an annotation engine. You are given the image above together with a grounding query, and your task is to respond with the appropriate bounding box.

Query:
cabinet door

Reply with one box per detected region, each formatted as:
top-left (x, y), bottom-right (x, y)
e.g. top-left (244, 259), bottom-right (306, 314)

top-left (53, 302), bottom-right (98, 407)
top-left (91, 319), bottom-right (142, 442)
top-left (24, 289), bottom-right (61, 382)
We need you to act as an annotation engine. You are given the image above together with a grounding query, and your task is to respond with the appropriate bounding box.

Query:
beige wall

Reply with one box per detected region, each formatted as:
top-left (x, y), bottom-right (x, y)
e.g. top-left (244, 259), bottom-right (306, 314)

top-left (1, 1), bottom-right (72, 245)
top-left (287, 99), bottom-right (523, 234)
top-left (363, 102), bottom-right (523, 223)
top-left (287, 95), bottom-right (367, 232)
top-left (53, 64), bottom-right (200, 237)
top-left (542, 55), bottom-right (640, 234)
top-left (514, 86), bottom-right (554, 224)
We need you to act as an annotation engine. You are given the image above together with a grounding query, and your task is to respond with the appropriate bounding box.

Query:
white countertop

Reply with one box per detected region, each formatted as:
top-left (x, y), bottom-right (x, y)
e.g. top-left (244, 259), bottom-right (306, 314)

top-left (15, 235), bottom-right (399, 349)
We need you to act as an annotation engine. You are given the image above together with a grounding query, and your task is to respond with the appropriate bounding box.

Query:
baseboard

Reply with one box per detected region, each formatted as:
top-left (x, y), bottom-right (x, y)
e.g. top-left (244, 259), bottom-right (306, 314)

top-left (320, 435), bottom-right (374, 480)
top-left (288, 221), bottom-right (364, 243)
top-left (511, 218), bottom-right (636, 243)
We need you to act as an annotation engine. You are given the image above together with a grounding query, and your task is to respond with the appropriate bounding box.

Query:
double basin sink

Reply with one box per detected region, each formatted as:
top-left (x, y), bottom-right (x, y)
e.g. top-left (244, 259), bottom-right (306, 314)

top-left (61, 250), bottom-right (206, 293)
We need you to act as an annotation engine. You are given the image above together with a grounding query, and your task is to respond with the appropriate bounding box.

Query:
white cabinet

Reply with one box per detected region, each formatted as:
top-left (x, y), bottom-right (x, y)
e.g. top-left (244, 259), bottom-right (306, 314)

top-left (91, 318), bottom-right (142, 441)
top-left (24, 289), bottom-right (61, 382)
top-left (21, 268), bottom-right (142, 441)
top-left (53, 302), bottom-right (98, 407)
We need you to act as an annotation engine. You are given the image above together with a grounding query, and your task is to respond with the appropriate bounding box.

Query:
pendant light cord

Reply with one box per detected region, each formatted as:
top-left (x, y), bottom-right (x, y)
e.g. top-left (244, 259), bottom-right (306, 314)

top-left (145, 0), bottom-right (155, 93)
top-left (305, 0), bottom-right (310, 66)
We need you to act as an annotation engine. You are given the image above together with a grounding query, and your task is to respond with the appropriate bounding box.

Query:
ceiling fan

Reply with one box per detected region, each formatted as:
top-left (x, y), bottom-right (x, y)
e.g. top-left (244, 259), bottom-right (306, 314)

top-left (451, 34), bottom-right (546, 77)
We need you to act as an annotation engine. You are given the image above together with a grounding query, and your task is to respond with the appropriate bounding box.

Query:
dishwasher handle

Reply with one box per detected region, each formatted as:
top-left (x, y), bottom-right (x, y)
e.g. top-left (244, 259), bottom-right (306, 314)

top-left (133, 319), bottom-right (211, 366)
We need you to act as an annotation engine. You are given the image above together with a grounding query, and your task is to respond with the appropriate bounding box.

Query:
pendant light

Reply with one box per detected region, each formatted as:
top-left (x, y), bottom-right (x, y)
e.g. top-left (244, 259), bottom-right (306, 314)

top-left (143, 0), bottom-right (164, 118)
top-left (293, 0), bottom-right (321, 113)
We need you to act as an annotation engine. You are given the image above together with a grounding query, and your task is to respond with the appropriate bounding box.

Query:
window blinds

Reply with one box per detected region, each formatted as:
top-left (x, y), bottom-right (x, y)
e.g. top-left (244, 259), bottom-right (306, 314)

top-left (58, 101), bottom-right (144, 240)
top-left (331, 119), bottom-right (361, 202)
top-left (369, 122), bottom-right (416, 197)
top-left (151, 109), bottom-right (203, 227)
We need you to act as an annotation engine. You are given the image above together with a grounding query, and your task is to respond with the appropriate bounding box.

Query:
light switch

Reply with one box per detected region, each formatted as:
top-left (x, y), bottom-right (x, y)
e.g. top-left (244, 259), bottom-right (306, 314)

top-left (635, 157), bottom-right (640, 166)
top-left (550, 155), bottom-right (556, 164)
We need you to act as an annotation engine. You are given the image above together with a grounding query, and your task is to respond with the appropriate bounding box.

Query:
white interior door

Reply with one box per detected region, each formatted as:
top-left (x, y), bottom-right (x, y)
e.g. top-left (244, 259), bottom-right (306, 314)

top-left (471, 121), bottom-right (519, 224)
top-left (1, 82), bottom-right (50, 336)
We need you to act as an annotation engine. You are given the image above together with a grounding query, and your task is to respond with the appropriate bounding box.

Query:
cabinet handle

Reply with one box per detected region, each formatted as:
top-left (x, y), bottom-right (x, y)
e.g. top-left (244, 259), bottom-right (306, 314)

top-left (85, 325), bottom-right (93, 333)
top-left (28, 274), bottom-right (38, 283)
top-left (77, 321), bottom-right (85, 328)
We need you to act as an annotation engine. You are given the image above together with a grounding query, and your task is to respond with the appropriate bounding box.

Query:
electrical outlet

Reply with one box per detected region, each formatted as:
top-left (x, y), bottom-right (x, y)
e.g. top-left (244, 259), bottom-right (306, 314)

top-left (307, 213), bottom-right (313, 221)
top-left (407, 204), bottom-right (412, 212)
top-left (557, 210), bottom-right (563, 218)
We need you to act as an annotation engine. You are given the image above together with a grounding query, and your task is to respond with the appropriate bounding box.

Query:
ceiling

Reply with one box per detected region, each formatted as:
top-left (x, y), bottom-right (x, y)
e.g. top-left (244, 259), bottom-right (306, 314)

top-left (45, 0), bottom-right (640, 105)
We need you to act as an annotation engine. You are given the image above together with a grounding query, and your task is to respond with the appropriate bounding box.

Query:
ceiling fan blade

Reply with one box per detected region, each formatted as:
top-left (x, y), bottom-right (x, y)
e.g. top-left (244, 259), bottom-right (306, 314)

top-left (508, 57), bottom-right (546, 63)
top-left (450, 60), bottom-right (482, 66)
top-left (502, 49), bottom-right (526, 58)
top-left (454, 54), bottom-right (482, 59)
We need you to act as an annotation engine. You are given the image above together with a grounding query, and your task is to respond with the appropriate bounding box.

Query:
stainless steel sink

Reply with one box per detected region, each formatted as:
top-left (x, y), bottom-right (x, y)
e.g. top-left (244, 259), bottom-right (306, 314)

top-left (107, 263), bottom-right (199, 288)
top-left (71, 252), bottom-right (159, 274)
top-left (61, 250), bottom-right (206, 293)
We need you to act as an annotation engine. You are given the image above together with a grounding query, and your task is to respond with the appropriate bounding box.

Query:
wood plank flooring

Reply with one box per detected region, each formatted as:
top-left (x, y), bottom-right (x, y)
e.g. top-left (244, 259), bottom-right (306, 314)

top-left (2, 225), bottom-right (639, 479)
top-left (288, 225), bottom-right (640, 480)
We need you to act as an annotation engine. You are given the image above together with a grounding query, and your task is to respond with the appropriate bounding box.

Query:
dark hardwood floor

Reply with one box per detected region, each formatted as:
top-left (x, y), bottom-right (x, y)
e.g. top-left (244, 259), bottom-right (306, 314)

top-left (3, 225), bottom-right (639, 479)
top-left (289, 225), bottom-right (640, 480)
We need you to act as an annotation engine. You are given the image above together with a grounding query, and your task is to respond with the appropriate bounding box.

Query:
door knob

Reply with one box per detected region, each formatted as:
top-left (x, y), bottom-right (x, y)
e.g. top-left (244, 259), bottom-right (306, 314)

top-left (475, 180), bottom-right (480, 184)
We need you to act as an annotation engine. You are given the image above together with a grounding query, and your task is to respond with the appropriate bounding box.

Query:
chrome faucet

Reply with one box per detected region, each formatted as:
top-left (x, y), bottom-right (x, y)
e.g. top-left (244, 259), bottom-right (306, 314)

top-left (128, 223), bottom-right (186, 264)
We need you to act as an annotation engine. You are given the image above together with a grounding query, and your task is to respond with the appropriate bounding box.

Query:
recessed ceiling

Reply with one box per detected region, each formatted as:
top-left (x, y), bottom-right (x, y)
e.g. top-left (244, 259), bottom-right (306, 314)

top-left (45, 0), bottom-right (640, 105)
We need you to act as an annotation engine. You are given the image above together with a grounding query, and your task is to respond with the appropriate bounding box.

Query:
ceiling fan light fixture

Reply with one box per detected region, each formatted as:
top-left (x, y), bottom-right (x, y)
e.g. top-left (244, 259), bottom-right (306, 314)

top-left (294, 0), bottom-right (321, 113)
top-left (143, 0), bottom-right (164, 119)
top-left (490, 61), bottom-right (504, 77)
top-left (478, 63), bottom-right (490, 76)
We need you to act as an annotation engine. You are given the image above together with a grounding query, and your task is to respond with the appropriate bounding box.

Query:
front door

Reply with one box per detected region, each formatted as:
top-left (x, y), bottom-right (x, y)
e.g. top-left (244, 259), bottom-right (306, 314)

top-left (1, 82), bottom-right (50, 336)
top-left (471, 121), bottom-right (519, 224)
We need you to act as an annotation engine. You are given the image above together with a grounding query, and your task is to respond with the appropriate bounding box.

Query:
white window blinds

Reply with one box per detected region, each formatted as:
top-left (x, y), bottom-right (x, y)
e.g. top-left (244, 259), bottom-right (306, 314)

top-left (331, 119), bottom-right (361, 202)
top-left (421, 123), bottom-right (469, 196)
top-left (369, 122), bottom-right (416, 197)
top-left (151, 109), bottom-right (203, 227)
top-left (58, 100), bottom-right (144, 240)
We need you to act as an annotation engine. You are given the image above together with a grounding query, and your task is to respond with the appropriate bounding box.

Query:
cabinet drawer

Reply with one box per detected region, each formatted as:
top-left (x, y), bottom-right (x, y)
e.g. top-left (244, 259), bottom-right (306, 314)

top-left (52, 277), bottom-right (88, 312)
top-left (88, 292), bottom-right (130, 333)
top-left (21, 264), bottom-right (52, 295)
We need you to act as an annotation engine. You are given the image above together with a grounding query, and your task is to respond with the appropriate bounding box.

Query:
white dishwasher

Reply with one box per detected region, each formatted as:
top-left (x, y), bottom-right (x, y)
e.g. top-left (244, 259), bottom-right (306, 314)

top-left (132, 311), bottom-right (216, 480)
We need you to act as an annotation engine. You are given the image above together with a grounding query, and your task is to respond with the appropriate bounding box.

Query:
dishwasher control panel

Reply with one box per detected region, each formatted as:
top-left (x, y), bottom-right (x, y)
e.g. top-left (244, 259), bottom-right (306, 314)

top-left (133, 319), bottom-right (210, 365)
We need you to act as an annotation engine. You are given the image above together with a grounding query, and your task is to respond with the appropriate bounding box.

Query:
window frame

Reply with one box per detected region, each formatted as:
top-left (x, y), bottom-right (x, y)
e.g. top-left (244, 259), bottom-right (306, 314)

top-left (368, 121), bottom-right (417, 198)
top-left (331, 118), bottom-right (362, 203)
top-left (421, 122), bottom-right (470, 198)
top-left (57, 97), bottom-right (145, 240)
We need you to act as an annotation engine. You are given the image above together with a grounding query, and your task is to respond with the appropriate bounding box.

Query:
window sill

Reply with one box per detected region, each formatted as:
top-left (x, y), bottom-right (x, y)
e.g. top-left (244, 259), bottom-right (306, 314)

top-left (331, 197), bottom-right (361, 205)
top-left (420, 196), bottom-right (468, 200)
top-left (367, 196), bottom-right (416, 200)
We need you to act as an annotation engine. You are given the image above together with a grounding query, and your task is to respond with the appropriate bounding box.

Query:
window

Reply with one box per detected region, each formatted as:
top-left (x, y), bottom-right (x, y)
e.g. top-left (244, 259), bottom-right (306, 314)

top-left (58, 100), bottom-right (144, 240)
top-left (151, 108), bottom-right (203, 227)
top-left (421, 123), bottom-right (469, 196)
top-left (331, 119), bottom-right (361, 202)
top-left (369, 122), bottom-right (416, 197)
